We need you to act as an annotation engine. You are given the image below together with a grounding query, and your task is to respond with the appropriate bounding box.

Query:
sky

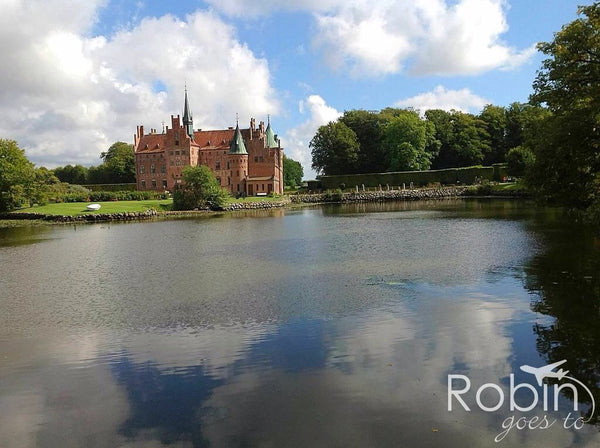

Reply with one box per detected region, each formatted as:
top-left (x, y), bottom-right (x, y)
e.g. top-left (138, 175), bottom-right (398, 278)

top-left (0, 0), bottom-right (589, 179)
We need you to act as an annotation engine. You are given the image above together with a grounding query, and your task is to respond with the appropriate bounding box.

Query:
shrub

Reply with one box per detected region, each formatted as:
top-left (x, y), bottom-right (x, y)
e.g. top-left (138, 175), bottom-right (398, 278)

top-left (506, 146), bottom-right (535, 178)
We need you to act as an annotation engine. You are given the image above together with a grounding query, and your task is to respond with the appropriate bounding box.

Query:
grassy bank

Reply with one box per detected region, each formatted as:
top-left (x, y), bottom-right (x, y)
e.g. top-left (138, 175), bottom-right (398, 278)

top-left (15, 199), bottom-right (172, 216)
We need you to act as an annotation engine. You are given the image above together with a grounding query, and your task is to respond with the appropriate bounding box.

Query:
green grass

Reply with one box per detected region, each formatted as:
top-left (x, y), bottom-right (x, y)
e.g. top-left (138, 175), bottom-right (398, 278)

top-left (16, 200), bottom-right (172, 216)
top-left (490, 182), bottom-right (527, 192)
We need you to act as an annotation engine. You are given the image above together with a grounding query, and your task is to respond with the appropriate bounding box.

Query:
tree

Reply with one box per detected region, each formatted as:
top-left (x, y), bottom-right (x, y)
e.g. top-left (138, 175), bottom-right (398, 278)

top-left (339, 110), bottom-right (386, 173)
top-left (479, 105), bottom-right (508, 165)
top-left (380, 110), bottom-right (438, 171)
top-left (100, 141), bottom-right (135, 183)
top-left (0, 139), bottom-right (37, 211)
top-left (427, 110), bottom-right (489, 169)
top-left (506, 146), bottom-right (535, 177)
top-left (283, 155), bottom-right (304, 187)
top-left (53, 164), bottom-right (88, 184)
top-left (529, 3), bottom-right (600, 210)
top-left (310, 121), bottom-right (359, 175)
top-left (173, 165), bottom-right (229, 210)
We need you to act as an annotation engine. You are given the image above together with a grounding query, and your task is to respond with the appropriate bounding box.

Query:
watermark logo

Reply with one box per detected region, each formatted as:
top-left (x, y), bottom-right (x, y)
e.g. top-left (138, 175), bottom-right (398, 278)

top-left (448, 359), bottom-right (595, 442)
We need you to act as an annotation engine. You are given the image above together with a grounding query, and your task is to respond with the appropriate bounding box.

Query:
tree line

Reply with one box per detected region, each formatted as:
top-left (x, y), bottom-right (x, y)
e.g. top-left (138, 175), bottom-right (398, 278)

top-left (309, 104), bottom-right (546, 176)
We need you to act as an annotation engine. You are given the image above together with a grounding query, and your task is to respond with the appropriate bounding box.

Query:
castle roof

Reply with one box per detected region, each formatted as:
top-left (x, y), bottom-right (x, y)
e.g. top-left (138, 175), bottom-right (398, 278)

top-left (265, 117), bottom-right (277, 148)
top-left (229, 123), bottom-right (248, 155)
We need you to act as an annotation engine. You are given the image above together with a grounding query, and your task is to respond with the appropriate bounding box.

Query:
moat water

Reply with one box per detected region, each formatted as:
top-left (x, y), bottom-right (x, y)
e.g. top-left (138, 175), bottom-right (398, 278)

top-left (1, 200), bottom-right (599, 447)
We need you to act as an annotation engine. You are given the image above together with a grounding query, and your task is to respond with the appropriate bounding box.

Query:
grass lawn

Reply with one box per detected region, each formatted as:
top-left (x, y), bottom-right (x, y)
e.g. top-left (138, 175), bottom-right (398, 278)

top-left (490, 182), bottom-right (527, 192)
top-left (16, 200), bottom-right (173, 216)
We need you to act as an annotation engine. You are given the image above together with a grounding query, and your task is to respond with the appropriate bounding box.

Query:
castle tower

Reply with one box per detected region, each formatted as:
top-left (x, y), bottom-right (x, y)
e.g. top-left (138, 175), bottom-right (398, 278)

top-left (228, 119), bottom-right (248, 195)
top-left (183, 88), bottom-right (194, 141)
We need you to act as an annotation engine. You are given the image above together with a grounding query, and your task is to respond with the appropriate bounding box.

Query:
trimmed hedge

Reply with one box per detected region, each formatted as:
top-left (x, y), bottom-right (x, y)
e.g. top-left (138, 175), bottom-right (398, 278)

top-left (319, 166), bottom-right (494, 189)
top-left (83, 183), bottom-right (137, 192)
top-left (492, 163), bottom-right (508, 181)
top-left (54, 190), bottom-right (166, 203)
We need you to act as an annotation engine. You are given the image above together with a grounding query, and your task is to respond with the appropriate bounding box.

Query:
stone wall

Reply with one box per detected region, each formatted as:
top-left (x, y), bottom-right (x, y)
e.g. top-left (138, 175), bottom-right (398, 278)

top-left (291, 187), bottom-right (468, 204)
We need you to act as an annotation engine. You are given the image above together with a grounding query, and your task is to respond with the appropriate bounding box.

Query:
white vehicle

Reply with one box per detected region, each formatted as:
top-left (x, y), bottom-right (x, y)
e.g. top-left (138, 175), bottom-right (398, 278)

top-left (86, 203), bottom-right (101, 211)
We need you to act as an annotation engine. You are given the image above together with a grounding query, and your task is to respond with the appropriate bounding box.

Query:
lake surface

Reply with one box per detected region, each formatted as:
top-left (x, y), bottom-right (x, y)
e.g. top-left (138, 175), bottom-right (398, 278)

top-left (1, 200), bottom-right (599, 447)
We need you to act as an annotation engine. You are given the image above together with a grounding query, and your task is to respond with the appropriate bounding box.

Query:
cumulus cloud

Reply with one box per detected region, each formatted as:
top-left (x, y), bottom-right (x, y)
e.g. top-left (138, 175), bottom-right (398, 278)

top-left (0, 0), bottom-right (277, 167)
top-left (206, 0), bottom-right (535, 77)
top-left (283, 95), bottom-right (341, 179)
top-left (394, 85), bottom-right (489, 114)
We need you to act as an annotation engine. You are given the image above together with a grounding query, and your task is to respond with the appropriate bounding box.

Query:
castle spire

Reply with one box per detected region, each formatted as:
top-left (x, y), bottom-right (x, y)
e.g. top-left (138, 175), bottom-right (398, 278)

top-left (183, 86), bottom-right (194, 140)
top-left (265, 114), bottom-right (276, 148)
top-left (229, 119), bottom-right (247, 155)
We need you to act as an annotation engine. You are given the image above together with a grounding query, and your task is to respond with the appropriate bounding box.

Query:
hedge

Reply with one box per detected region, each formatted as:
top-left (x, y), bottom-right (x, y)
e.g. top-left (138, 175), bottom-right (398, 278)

top-left (54, 190), bottom-right (166, 203)
top-left (319, 166), bottom-right (494, 189)
top-left (82, 183), bottom-right (137, 192)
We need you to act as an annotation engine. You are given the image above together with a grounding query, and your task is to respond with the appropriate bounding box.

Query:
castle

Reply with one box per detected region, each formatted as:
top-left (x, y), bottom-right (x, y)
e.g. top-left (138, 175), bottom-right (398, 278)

top-left (134, 90), bottom-right (283, 196)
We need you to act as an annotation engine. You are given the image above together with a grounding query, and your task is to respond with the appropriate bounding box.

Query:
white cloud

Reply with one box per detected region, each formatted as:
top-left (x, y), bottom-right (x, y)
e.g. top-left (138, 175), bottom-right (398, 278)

top-left (283, 95), bottom-right (341, 179)
top-left (206, 0), bottom-right (535, 77)
top-left (0, 1), bottom-right (278, 167)
top-left (395, 85), bottom-right (489, 114)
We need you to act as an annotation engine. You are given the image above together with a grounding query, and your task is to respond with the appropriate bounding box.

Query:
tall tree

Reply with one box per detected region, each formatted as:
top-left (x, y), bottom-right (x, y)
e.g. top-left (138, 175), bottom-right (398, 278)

top-left (53, 164), bottom-right (88, 185)
top-left (339, 110), bottom-right (386, 173)
top-left (380, 109), bottom-right (438, 171)
top-left (479, 104), bottom-right (507, 165)
top-left (529, 3), bottom-right (600, 209)
top-left (310, 121), bottom-right (359, 175)
top-left (283, 155), bottom-right (304, 187)
top-left (100, 141), bottom-right (136, 183)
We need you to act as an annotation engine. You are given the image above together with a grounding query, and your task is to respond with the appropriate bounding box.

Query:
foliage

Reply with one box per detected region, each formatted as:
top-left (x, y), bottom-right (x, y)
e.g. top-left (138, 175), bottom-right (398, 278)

top-left (100, 141), bottom-right (136, 183)
top-left (339, 110), bottom-right (387, 173)
top-left (283, 155), bottom-right (304, 187)
top-left (310, 121), bottom-right (360, 175)
top-left (528, 3), bottom-right (600, 209)
top-left (428, 109), bottom-right (490, 169)
top-left (480, 105), bottom-right (508, 165)
top-left (173, 165), bottom-right (229, 211)
top-left (53, 164), bottom-right (88, 184)
top-left (506, 146), bottom-right (535, 177)
top-left (380, 109), bottom-right (438, 171)
top-left (0, 139), bottom-right (37, 211)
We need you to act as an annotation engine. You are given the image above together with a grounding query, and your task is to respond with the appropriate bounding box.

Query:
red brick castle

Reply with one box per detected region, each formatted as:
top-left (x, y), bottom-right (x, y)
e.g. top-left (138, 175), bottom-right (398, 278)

top-left (134, 90), bottom-right (283, 195)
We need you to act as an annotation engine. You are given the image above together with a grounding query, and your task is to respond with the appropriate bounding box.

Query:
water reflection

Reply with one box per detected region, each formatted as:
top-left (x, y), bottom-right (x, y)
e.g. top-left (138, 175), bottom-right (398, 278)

top-left (1, 201), bottom-right (600, 447)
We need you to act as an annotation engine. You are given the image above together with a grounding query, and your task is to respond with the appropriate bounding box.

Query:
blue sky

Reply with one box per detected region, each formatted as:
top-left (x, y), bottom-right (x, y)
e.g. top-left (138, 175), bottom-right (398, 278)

top-left (0, 0), bottom-right (587, 178)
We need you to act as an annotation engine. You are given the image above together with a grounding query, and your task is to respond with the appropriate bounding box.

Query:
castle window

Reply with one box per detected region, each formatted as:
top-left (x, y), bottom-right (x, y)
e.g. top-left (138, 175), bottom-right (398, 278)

top-left (262, 184), bottom-right (265, 191)
top-left (254, 156), bottom-right (258, 162)
top-left (161, 164), bottom-right (166, 173)
top-left (176, 159), bottom-right (181, 166)
top-left (151, 164), bottom-right (156, 174)
top-left (228, 177), bottom-right (231, 185)
top-left (215, 161), bottom-right (220, 170)
top-left (237, 184), bottom-right (240, 192)
top-left (259, 156), bottom-right (264, 162)
top-left (227, 162), bottom-right (230, 169)
top-left (162, 180), bottom-right (167, 189)
top-left (141, 180), bottom-right (146, 188)
top-left (140, 165), bottom-right (145, 174)
top-left (151, 179), bottom-right (157, 188)
top-left (236, 170), bottom-right (239, 177)
top-left (170, 151), bottom-right (174, 156)
top-left (170, 160), bottom-right (174, 166)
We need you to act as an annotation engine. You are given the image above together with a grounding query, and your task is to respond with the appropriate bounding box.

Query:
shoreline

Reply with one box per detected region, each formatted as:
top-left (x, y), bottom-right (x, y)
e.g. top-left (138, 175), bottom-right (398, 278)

top-left (0, 187), bottom-right (530, 225)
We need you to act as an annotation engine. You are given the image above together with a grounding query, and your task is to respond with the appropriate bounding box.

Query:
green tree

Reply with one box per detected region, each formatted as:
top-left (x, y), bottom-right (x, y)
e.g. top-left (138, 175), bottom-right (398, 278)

top-left (173, 165), bottom-right (228, 211)
top-left (339, 110), bottom-right (386, 173)
top-left (529, 3), bottom-right (600, 210)
top-left (283, 155), bottom-right (304, 187)
top-left (427, 110), bottom-right (489, 169)
top-left (479, 104), bottom-right (508, 165)
top-left (310, 121), bottom-right (359, 175)
top-left (53, 164), bottom-right (88, 184)
top-left (506, 146), bottom-right (535, 177)
top-left (380, 110), bottom-right (438, 171)
top-left (0, 139), bottom-right (37, 211)
top-left (100, 141), bottom-right (136, 183)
